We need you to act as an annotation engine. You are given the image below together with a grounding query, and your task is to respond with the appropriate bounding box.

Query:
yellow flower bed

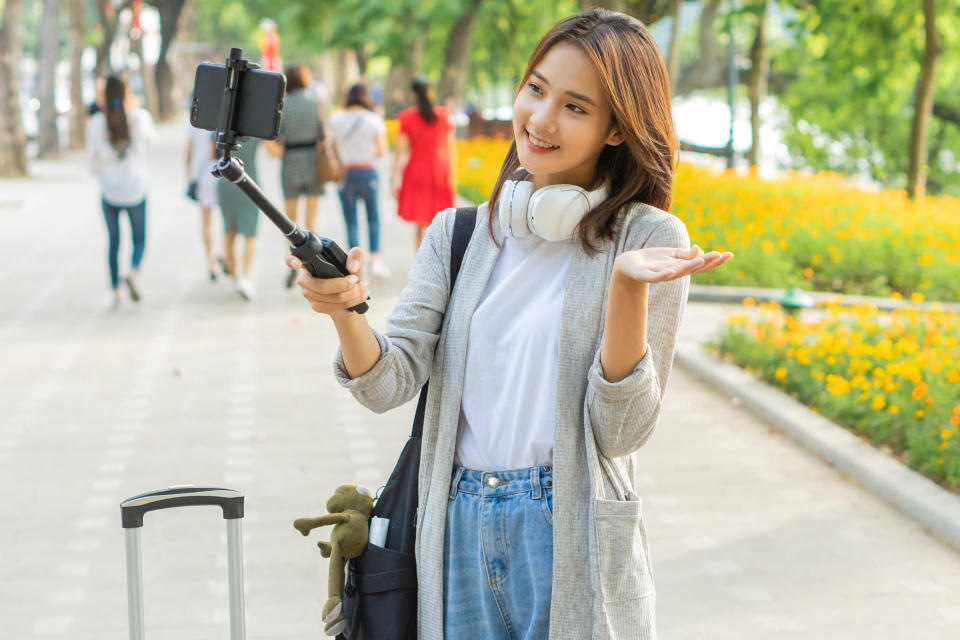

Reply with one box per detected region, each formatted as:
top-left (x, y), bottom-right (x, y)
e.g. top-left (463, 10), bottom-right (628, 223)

top-left (446, 135), bottom-right (960, 301)
top-left (718, 302), bottom-right (960, 491)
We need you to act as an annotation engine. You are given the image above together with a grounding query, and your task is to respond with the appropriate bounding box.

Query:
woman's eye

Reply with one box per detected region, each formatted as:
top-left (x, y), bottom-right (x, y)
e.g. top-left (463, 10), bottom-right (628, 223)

top-left (528, 83), bottom-right (543, 95)
top-left (566, 104), bottom-right (586, 114)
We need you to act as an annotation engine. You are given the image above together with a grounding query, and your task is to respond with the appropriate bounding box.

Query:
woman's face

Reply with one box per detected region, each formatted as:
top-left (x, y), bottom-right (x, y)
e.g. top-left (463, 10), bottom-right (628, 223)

top-left (512, 42), bottom-right (623, 190)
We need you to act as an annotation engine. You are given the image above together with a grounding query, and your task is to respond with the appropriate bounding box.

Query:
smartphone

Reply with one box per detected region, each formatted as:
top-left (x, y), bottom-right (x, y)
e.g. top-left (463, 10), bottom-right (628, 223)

top-left (190, 62), bottom-right (285, 139)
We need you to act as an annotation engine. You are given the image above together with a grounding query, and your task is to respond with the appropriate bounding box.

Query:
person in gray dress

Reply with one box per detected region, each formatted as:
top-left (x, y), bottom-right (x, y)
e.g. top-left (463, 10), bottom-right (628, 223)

top-left (264, 64), bottom-right (325, 287)
top-left (218, 139), bottom-right (261, 300)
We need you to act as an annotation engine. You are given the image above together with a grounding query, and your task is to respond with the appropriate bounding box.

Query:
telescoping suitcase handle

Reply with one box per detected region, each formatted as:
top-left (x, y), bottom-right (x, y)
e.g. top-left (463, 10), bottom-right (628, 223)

top-left (120, 486), bottom-right (246, 640)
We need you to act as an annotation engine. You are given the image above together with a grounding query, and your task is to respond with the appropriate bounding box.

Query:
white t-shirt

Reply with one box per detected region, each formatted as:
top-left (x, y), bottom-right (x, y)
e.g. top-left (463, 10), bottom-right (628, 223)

top-left (455, 233), bottom-right (575, 471)
top-left (186, 123), bottom-right (216, 181)
top-left (329, 109), bottom-right (386, 166)
top-left (85, 108), bottom-right (155, 206)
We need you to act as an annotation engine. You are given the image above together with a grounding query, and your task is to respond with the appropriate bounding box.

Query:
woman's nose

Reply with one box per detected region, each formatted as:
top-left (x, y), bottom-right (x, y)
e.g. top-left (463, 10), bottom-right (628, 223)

top-left (529, 106), bottom-right (558, 134)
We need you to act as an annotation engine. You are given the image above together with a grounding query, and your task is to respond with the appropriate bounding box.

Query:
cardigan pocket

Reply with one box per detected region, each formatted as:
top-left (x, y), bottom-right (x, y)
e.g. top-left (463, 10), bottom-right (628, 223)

top-left (594, 497), bottom-right (654, 603)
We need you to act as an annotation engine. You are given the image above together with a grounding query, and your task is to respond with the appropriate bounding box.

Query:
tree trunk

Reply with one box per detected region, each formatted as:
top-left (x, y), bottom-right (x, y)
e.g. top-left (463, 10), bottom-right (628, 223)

top-left (747, 0), bottom-right (769, 168)
top-left (95, 0), bottom-right (132, 77)
top-left (384, 37), bottom-right (425, 118)
top-left (675, 0), bottom-right (724, 95)
top-left (354, 45), bottom-right (368, 77)
top-left (67, 0), bottom-right (85, 148)
top-left (906, 0), bottom-right (941, 199)
top-left (37, 0), bottom-right (62, 157)
top-left (667, 0), bottom-right (681, 93)
top-left (0, 0), bottom-right (28, 175)
top-left (438, 0), bottom-right (483, 104)
top-left (153, 0), bottom-right (186, 121)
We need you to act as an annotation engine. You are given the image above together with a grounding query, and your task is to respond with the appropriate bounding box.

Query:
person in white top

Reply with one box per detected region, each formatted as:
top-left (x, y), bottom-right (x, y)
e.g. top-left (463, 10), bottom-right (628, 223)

top-left (85, 76), bottom-right (154, 307)
top-left (286, 10), bottom-right (735, 639)
top-left (185, 120), bottom-right (221, 281)
top-left (329, 84), bottom-right (389, 278)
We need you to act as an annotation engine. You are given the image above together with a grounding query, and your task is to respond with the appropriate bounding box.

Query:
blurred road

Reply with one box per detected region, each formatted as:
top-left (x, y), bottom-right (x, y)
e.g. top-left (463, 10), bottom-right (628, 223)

top-left (1, 122), bottom-right (958, 639)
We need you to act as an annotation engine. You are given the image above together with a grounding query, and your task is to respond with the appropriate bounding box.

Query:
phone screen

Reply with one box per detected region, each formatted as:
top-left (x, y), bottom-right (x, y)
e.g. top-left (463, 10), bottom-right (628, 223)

top-left (190, 63), bottom-right (285, 140)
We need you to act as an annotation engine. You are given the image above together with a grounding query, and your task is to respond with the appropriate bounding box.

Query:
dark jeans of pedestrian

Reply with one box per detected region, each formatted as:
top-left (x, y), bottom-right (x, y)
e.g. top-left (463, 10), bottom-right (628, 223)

top-left (102, 197), bottom-right (146, 290)
top-left (338, 168), bottom-right (380, 253)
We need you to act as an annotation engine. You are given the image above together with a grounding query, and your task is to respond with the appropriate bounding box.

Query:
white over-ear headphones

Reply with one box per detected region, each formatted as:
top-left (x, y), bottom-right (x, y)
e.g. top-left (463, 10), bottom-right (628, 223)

top-left (498, 178), bottom-right (609, 241)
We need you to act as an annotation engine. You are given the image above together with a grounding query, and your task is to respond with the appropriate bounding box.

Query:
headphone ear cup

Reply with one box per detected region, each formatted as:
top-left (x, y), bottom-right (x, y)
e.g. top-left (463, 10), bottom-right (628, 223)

top-left (508, 180), bottom-right (534, 238)
top-left (498, 180), bottom-right (518, 235)
top-left (527, 185), bottom-right (591, 242)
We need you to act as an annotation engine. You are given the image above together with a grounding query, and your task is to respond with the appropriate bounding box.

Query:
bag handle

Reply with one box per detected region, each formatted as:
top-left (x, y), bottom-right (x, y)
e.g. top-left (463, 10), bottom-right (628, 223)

top-left (411, 207), bottom-right (477, 438)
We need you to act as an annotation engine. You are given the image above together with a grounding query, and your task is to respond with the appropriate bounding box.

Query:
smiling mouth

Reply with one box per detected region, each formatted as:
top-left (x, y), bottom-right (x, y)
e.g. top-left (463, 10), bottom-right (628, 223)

top-left (526, 130), bottom-right (558, 149)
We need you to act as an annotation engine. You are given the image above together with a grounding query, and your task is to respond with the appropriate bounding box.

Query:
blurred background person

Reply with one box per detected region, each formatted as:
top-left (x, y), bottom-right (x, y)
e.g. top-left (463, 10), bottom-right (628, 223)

top-left (330, 83), bottom-right (390, 277)
top-left (218, 139), bottom-right (261, 301)
top-left (185, 120), bottom-right (221, 281)
top-left (264, 64), bottom-right (326, 288)
top-left (391, 77), bottom-right (456, 249)
top-left (85, 75), bottom-right (154, 307)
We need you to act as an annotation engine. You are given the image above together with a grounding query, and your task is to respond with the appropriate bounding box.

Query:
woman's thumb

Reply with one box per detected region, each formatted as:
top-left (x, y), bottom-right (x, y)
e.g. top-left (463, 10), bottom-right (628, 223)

top-left (346, 247), bottom-right (365, 274)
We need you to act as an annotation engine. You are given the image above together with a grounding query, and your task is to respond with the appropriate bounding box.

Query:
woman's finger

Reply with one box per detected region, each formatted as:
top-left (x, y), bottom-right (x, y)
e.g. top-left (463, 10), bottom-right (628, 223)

top-left (286, 255), bottom-right (303, 270)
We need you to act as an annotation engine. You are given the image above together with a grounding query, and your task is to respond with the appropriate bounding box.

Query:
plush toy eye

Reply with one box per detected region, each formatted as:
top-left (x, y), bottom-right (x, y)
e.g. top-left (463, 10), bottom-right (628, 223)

top-left (356, 485), bottom-right (372, 497)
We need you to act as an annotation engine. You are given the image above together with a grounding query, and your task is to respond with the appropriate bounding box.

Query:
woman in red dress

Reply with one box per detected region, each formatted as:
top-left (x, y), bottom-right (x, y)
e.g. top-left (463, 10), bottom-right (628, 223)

top-left (391, 78), bottom-right (457, 248)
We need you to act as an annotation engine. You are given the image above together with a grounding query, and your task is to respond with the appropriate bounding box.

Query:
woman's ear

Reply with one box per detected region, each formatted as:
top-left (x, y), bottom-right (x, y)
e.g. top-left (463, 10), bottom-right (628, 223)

top-left (605, 127), bottom-right (624, 147)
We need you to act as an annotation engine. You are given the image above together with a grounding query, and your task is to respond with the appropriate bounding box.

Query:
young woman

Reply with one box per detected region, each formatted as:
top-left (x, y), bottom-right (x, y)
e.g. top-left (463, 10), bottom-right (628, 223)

top-left (329, 83), bottom-right (390, 277)
top-left (391, 77), bottom-right (457, 249)
top-left (185, 119), bottom-right (221, 281)
top-left (85, 75), bottom-right (154, 306)
top-left (263, 64), bottom-right (326, 288)
top-left (288, 10), bottom-right (733, 639)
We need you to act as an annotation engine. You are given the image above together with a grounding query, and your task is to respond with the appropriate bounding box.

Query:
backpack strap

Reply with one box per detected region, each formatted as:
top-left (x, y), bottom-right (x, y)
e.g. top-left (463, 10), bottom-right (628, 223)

top-left (411, 207), bottom-right (478, 438)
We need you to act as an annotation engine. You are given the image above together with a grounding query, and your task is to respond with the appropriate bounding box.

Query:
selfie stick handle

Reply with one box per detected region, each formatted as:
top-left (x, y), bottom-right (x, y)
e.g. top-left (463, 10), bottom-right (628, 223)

top-left (212, 48), bottom-right (367, 314)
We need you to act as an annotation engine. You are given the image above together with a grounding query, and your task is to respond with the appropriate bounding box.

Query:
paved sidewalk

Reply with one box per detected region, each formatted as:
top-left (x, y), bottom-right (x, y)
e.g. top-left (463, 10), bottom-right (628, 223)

top-left (1, 124), bottom-right (959, 638)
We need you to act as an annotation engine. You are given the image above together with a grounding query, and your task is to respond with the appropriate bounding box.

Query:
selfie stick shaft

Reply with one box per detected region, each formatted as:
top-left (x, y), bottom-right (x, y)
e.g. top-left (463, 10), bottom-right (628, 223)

top-left (211, 48), bottom-right (367, 313)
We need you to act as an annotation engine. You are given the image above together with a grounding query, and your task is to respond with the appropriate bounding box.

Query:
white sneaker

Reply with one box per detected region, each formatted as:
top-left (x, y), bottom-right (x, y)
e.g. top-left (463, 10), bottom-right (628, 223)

top-left (370, 259), bottom-right (391, 278)
top-left (236, 278), bottom-right (256, 301)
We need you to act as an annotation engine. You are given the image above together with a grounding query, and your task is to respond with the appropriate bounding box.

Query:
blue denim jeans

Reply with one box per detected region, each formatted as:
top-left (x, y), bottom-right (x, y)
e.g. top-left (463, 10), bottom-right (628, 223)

top-left (443, 465), bottom-right (554, 640)
top-left (338, 168), bottom-right (380, 252)
top-left (102, 198), bottom-right (146, 290)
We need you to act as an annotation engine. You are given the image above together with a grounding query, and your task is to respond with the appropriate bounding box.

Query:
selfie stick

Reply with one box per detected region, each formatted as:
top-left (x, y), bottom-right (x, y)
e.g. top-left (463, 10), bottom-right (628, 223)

top-left (210, 48), bottom-right (368, 314)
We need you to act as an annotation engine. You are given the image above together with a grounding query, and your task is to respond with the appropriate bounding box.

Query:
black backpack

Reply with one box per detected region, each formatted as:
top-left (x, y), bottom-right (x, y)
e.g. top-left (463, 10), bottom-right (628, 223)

top-left (339, 206), bottom-right (477, 639)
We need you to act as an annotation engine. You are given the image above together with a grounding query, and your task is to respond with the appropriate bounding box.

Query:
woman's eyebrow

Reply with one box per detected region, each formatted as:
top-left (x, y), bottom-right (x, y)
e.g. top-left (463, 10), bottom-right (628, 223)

top-left (531, 70), bottom-right (597, 107)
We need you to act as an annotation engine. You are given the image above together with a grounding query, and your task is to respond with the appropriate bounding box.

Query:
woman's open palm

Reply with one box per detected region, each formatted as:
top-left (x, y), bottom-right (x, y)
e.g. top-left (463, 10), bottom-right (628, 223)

top-left (614, 245), bottom-right (733, 284)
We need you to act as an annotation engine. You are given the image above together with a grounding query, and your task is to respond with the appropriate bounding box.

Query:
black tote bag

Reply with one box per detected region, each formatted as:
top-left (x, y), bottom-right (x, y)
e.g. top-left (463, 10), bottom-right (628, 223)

top-left (339, 206), bottom-right (477, 640)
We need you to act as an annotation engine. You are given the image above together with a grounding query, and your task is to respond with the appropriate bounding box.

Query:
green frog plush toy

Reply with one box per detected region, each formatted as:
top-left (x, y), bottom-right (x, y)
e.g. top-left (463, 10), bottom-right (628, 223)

top-left (294, 484), bottom-right (375, 636)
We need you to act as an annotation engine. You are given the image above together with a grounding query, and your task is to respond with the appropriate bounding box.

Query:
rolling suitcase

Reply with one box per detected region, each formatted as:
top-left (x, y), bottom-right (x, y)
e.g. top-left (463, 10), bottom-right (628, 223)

top-left (120, 486), bottom-right (247, 639)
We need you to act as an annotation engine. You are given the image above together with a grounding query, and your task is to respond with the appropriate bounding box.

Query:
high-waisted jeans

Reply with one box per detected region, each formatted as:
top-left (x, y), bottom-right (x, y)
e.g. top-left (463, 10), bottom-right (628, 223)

top-left (102, 197), bottom-right (146, 290)
top-left (443, 465), bottom-right (554, 640)
top-left (338, 168), bottom-right (380, 252)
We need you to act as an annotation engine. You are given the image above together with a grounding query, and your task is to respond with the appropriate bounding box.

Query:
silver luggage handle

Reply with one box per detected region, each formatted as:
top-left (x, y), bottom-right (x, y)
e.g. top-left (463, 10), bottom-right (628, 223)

top-left (121, 485), bottom-right (246, 640)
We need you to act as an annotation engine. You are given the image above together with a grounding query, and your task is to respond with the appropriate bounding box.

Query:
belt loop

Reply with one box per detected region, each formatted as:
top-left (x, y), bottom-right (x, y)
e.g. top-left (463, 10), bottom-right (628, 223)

top-left (530, 466), bottom-right (542, 500)
top-left (449, 466), bottom-right (465, 500)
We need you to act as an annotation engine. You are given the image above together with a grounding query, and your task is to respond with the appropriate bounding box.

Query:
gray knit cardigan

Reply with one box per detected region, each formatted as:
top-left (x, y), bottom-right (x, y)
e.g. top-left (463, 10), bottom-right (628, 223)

top-left (334, 201), bottom-right (690, 639)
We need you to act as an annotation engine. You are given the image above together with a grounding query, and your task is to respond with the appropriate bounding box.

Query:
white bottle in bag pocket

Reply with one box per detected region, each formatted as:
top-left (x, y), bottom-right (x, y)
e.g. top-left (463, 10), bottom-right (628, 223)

top-left (368, 516), bottom-right (389, 547)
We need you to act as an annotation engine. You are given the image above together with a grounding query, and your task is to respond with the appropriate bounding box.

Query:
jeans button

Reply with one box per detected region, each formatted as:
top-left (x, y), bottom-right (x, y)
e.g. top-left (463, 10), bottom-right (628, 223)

top-left (543, 465), bottom-right (552, 473)
top-left (545, 480), bottom-right (552, 488)
top-left (486, 476), bottom-right (501, 489)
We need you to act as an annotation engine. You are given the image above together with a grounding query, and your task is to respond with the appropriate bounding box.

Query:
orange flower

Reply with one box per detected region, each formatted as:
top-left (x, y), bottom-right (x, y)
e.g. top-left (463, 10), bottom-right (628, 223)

top-left (911, 382), bottom-right (928, 400)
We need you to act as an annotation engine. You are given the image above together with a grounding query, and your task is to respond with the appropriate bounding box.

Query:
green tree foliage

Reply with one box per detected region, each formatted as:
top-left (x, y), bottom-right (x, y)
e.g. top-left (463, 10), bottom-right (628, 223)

top-left (777, 0), bottom-right (959, 194)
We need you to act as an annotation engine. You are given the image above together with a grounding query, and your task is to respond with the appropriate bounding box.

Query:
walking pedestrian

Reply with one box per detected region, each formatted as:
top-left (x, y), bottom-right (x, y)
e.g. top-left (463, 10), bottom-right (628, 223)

top-left (85, 75), bottom-right (154, 307)
top-left (391, 77), bottom-right (456, 250)
top-left (185, 120), bottom-right (221, 281)
top-left (218, 139), bottom-right (261, 301)
top-left (287, 10), bottom-right (734, 639)
top-left (330, 83), bottom-right (390, 278)
top-left (263, 64), bottom-right (326, 288)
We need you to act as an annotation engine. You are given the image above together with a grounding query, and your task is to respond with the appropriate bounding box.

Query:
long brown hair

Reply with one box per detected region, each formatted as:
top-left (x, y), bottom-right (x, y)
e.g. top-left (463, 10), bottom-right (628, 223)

top-left (411, 77), bottom-right (437, 124)
top-left (489, 10), bottom-right (678, 251)
top-left (104, 76), bottom-right (130, 156)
